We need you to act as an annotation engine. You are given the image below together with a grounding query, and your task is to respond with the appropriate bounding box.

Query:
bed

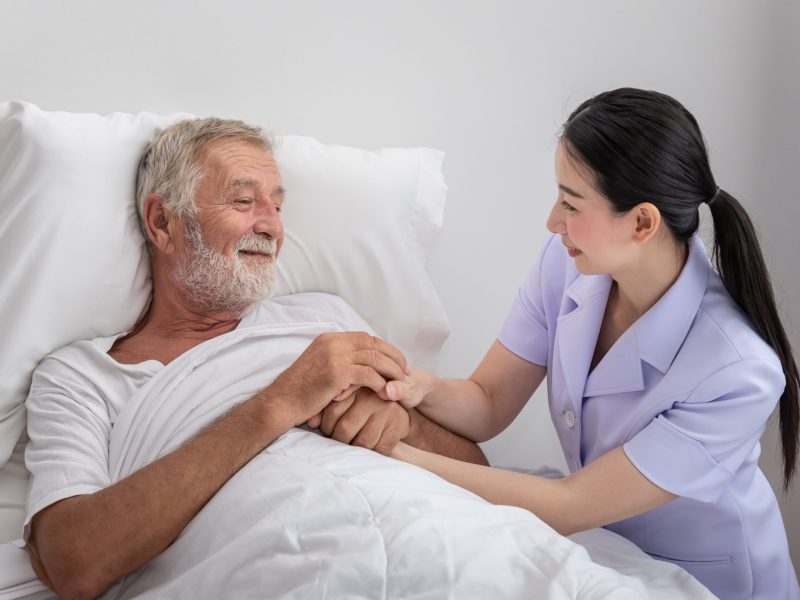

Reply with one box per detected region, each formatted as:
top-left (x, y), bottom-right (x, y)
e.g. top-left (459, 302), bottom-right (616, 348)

top-left (0, 101), bottom-right (716, 599)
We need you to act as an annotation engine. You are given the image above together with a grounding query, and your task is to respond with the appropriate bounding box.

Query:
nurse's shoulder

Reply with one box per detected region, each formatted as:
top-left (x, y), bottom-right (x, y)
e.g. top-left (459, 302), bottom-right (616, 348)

top-left (699, 269), bottom-right (782, 365)
top-left (677, 267), bottom-right (786, 397)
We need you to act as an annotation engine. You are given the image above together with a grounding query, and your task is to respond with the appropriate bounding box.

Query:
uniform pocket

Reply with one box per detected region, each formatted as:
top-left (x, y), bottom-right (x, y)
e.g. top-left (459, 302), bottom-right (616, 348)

top-left (648, 552), bottom-right (732, 568)
top-left (647, 552), bottom-right (746, 599)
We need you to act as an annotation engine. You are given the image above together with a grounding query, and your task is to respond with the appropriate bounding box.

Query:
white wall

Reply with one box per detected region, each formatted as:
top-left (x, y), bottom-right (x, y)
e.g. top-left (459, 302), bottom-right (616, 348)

top-left (1, 0), bottom-right (797, 572)
top-left (749, 0), bottom-right (800, 573)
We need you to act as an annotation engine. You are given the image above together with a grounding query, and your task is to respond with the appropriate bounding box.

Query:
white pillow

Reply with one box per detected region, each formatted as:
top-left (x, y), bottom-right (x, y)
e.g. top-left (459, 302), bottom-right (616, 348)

top-left (0, 101), bottom-right (449, 470)
top-left (273, 135), bottom-right (449, 368)
top-left (0, 102), bottom-right (189, 469)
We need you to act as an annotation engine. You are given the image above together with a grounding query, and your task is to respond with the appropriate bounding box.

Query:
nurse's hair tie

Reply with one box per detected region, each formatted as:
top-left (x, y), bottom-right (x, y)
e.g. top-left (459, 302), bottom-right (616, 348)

top-left (706, 186), bottom-right (721, 206)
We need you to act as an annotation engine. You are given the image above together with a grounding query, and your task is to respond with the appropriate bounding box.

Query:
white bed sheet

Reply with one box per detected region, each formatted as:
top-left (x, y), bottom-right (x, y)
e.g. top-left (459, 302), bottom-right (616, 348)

top-left (0, 446), bottom-right (718, 598)
top-left (0, 456), bottom-right (715, 599)
top-left (0, 403), bottom-right (716, 598)
top-left (0, 528), bottom-right (714, 600)
top-left (0, 541), bottom-right (54, 600)
top-left (95, 319), bottom-right (715, 599)
top-left (0, 320), bottom-right (715, 599)
top-left (0, 440), bottom-right (26, 545)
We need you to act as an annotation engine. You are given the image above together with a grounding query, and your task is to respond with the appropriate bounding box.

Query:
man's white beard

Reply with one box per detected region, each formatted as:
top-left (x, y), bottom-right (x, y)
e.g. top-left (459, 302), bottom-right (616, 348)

top-left (172, 218), bottom-right (277, 315)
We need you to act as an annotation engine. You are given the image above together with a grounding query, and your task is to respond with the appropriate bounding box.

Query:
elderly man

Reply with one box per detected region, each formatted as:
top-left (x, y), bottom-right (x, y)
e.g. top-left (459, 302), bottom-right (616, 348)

top-left (24, 118), bottom-right (486, 600)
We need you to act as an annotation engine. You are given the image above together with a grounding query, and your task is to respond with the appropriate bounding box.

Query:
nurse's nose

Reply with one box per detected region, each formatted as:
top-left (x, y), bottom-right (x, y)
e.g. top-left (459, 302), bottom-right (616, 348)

top-left (546, 200), bottom-right (566, 235)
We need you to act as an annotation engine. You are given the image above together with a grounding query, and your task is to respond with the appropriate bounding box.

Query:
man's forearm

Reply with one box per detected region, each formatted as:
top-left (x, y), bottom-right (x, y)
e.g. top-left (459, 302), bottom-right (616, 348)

top-left (404, 408), bottom-right (489, 466)
top-left (31, 393), bottom-right (295, 600)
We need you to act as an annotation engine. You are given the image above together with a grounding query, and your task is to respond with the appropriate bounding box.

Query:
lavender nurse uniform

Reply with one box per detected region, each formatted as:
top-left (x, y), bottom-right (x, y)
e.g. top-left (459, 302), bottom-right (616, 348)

top-left (498, 233), bottom-right (799, 600)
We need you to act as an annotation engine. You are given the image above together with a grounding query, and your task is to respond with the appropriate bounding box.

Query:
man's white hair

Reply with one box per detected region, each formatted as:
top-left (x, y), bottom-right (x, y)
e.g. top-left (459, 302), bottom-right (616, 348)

top-left (135, 117), bottom-right (273, 234)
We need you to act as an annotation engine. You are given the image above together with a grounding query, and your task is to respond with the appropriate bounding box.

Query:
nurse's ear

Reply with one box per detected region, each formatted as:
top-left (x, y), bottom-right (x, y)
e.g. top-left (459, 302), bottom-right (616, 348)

top-left (631, 202), bottom-right (662, 245)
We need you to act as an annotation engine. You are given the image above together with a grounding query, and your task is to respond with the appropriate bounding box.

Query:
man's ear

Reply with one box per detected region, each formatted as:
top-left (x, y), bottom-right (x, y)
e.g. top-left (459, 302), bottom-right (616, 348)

top-left (631, 202), bottom-right (662, 245)
top-left (143, 194), bottom-right (178, 253)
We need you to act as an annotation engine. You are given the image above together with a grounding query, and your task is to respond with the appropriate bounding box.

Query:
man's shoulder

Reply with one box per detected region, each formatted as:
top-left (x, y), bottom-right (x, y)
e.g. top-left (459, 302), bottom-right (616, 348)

top-left (36, 336), bottom-right (111, 372)
top-left (29, 334), bottom-right (121, 397)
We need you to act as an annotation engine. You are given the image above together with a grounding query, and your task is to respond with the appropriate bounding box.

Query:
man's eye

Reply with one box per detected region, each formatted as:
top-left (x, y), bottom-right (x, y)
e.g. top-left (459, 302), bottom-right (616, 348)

top-left (235, 198), bottom-right (253, 205)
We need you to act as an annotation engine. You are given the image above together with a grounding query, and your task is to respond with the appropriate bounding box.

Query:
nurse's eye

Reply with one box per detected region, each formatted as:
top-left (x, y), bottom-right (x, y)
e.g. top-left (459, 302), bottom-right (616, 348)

top-left (561, 200), bottom-right (577, 213)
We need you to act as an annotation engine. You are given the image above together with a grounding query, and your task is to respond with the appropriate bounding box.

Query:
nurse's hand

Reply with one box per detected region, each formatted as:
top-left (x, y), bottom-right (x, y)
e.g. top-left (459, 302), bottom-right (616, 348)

top-left (383, 368), bottom-right (438, 408)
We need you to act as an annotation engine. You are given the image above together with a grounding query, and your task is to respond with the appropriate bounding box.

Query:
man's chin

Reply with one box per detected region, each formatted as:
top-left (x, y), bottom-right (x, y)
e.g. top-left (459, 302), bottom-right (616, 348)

top-left (172, 248), bottom-right (277, 316)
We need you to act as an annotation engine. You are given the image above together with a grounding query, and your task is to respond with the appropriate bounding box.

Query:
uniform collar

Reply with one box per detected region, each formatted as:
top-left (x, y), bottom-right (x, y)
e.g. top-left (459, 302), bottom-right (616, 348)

top-left (632, 235), bottom-right (710, 373)
top-left (559, 235), bottom-right (711, 402)
top-left (557, 272), bottom-right (612, 409)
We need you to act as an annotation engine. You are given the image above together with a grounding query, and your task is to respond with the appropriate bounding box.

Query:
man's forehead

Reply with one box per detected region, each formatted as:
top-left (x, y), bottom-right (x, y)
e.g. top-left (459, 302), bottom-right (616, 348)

top-left (201, 138), bottom-right (273, 163)
top-left (201, 140), bottom-right (282, 184)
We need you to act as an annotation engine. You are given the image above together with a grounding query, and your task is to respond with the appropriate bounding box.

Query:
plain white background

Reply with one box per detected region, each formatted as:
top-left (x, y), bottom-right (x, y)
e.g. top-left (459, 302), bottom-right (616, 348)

top-left (1, 0), bottom-right (797, 575)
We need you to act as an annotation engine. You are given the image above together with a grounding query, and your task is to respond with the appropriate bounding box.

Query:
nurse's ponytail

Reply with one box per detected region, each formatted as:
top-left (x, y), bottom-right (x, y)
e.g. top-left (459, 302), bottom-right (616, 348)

top-left (562, 87), bottom-right (800, 489)
top-left (707, 189), bottom-right (799, 488)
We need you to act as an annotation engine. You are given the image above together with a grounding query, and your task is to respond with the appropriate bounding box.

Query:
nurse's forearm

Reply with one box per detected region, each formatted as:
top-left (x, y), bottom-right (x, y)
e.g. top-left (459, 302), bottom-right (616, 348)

top-left (414, 376), bottom-right (502, 442)
top-left (392, 444), bottom-right (676, 536)
top-left (413, 341), bottom-right (546, 442)
top-left (405, 407), bottom-right (489, 465)
top-left (393, 442), bottom-right (575, 532)
top-left (389, 342), bottom-right (545, 442)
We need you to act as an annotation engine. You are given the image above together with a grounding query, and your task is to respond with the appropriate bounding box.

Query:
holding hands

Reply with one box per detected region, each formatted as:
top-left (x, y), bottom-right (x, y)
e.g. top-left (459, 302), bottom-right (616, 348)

top-left (298, 335), bottom-right (488, 465)
top-left (307, 367), bottom-right (444, 456)
top-left (264, 331), bottom-right (410, 427)
top-left (300, 349), bottom-right (439, 454)
top-left (309, 388), bottom-right (411, 456)
top-left (383, 368), bottom-right (436, 408)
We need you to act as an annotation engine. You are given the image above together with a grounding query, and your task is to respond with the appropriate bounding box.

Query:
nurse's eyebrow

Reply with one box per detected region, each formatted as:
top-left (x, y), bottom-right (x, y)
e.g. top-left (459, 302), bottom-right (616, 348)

top-left (558, 184), bottom-right (584, 199)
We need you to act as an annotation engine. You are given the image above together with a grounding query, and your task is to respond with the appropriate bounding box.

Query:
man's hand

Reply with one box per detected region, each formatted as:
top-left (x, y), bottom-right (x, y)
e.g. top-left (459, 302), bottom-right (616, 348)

top-left (311, 388), bottom-right (411, 456)
top-left (307, 383), bottom-right (489, 467)
top-left (263, 332), bottom-right (409, 427)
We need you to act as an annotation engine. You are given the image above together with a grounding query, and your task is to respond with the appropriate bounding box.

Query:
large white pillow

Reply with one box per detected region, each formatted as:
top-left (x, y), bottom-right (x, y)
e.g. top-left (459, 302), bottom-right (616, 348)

top-left (0, 101), bottom-right (449, 470)
top-left (0, 102), bottom-right (188, 469)
top-left (273, 136), bottom-right (449, 368)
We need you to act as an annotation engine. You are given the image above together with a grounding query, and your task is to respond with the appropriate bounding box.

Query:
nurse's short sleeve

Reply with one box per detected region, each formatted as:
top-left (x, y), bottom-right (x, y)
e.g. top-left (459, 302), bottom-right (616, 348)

top-left (624, 358), bottom-right (784, 503)
top-left (498, 235), bottom-right (562, 366)
top-left (24, 355), bottom-right (113, 533)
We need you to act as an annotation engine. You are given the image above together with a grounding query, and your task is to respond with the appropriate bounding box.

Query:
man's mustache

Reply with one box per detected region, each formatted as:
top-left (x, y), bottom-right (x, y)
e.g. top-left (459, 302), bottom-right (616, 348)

top-left (235, 234), bottom-right (276, 256)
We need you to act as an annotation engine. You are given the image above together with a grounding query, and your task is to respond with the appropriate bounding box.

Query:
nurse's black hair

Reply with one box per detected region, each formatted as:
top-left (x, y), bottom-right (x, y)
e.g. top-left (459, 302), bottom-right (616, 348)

top-left (561, 87), bottom-right (800, 489)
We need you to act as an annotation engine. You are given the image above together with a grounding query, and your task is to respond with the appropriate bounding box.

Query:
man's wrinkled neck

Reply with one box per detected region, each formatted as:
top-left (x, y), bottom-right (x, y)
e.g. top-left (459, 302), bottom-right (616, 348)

top-left (145, 289), bottom-right (247, 341)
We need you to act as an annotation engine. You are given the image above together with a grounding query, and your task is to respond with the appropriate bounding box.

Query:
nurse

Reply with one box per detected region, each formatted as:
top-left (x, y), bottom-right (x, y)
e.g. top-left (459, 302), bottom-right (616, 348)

top-left (386, 88), bottom-right (800, 599)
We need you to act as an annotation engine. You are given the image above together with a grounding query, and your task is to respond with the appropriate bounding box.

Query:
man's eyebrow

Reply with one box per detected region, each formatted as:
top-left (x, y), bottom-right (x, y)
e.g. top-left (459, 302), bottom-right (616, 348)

top-left (224, 178), bottom-right (257, 194)
top-left (225, 179), bottom-right (285, 196)
top-left (558, 183), bottom-right (584, 199)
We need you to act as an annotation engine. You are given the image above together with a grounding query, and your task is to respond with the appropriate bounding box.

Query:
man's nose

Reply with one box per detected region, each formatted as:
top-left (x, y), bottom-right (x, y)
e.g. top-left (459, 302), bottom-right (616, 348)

top-left (253, 202), bottom-right (283, 238)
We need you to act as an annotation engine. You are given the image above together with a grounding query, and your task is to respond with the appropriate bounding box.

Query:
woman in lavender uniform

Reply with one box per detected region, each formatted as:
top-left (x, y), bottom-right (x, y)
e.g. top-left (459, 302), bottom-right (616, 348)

top-left (387, 89), bottom-right (800, 599)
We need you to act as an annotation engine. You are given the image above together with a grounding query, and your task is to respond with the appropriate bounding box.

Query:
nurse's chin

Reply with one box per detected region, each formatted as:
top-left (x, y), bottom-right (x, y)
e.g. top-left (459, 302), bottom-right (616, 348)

top-left (571, 257), bottom-right (602, 276)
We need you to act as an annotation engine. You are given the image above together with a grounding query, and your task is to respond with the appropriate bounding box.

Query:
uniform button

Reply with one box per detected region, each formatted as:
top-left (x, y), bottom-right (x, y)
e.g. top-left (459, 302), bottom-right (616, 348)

top-left (564, 410), bottom-right (576, 428)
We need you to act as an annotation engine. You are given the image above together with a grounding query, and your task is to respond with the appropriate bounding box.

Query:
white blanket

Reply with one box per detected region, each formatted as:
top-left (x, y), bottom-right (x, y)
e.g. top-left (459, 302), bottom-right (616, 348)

top-left (104, 322), bottom-right (714, 599)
